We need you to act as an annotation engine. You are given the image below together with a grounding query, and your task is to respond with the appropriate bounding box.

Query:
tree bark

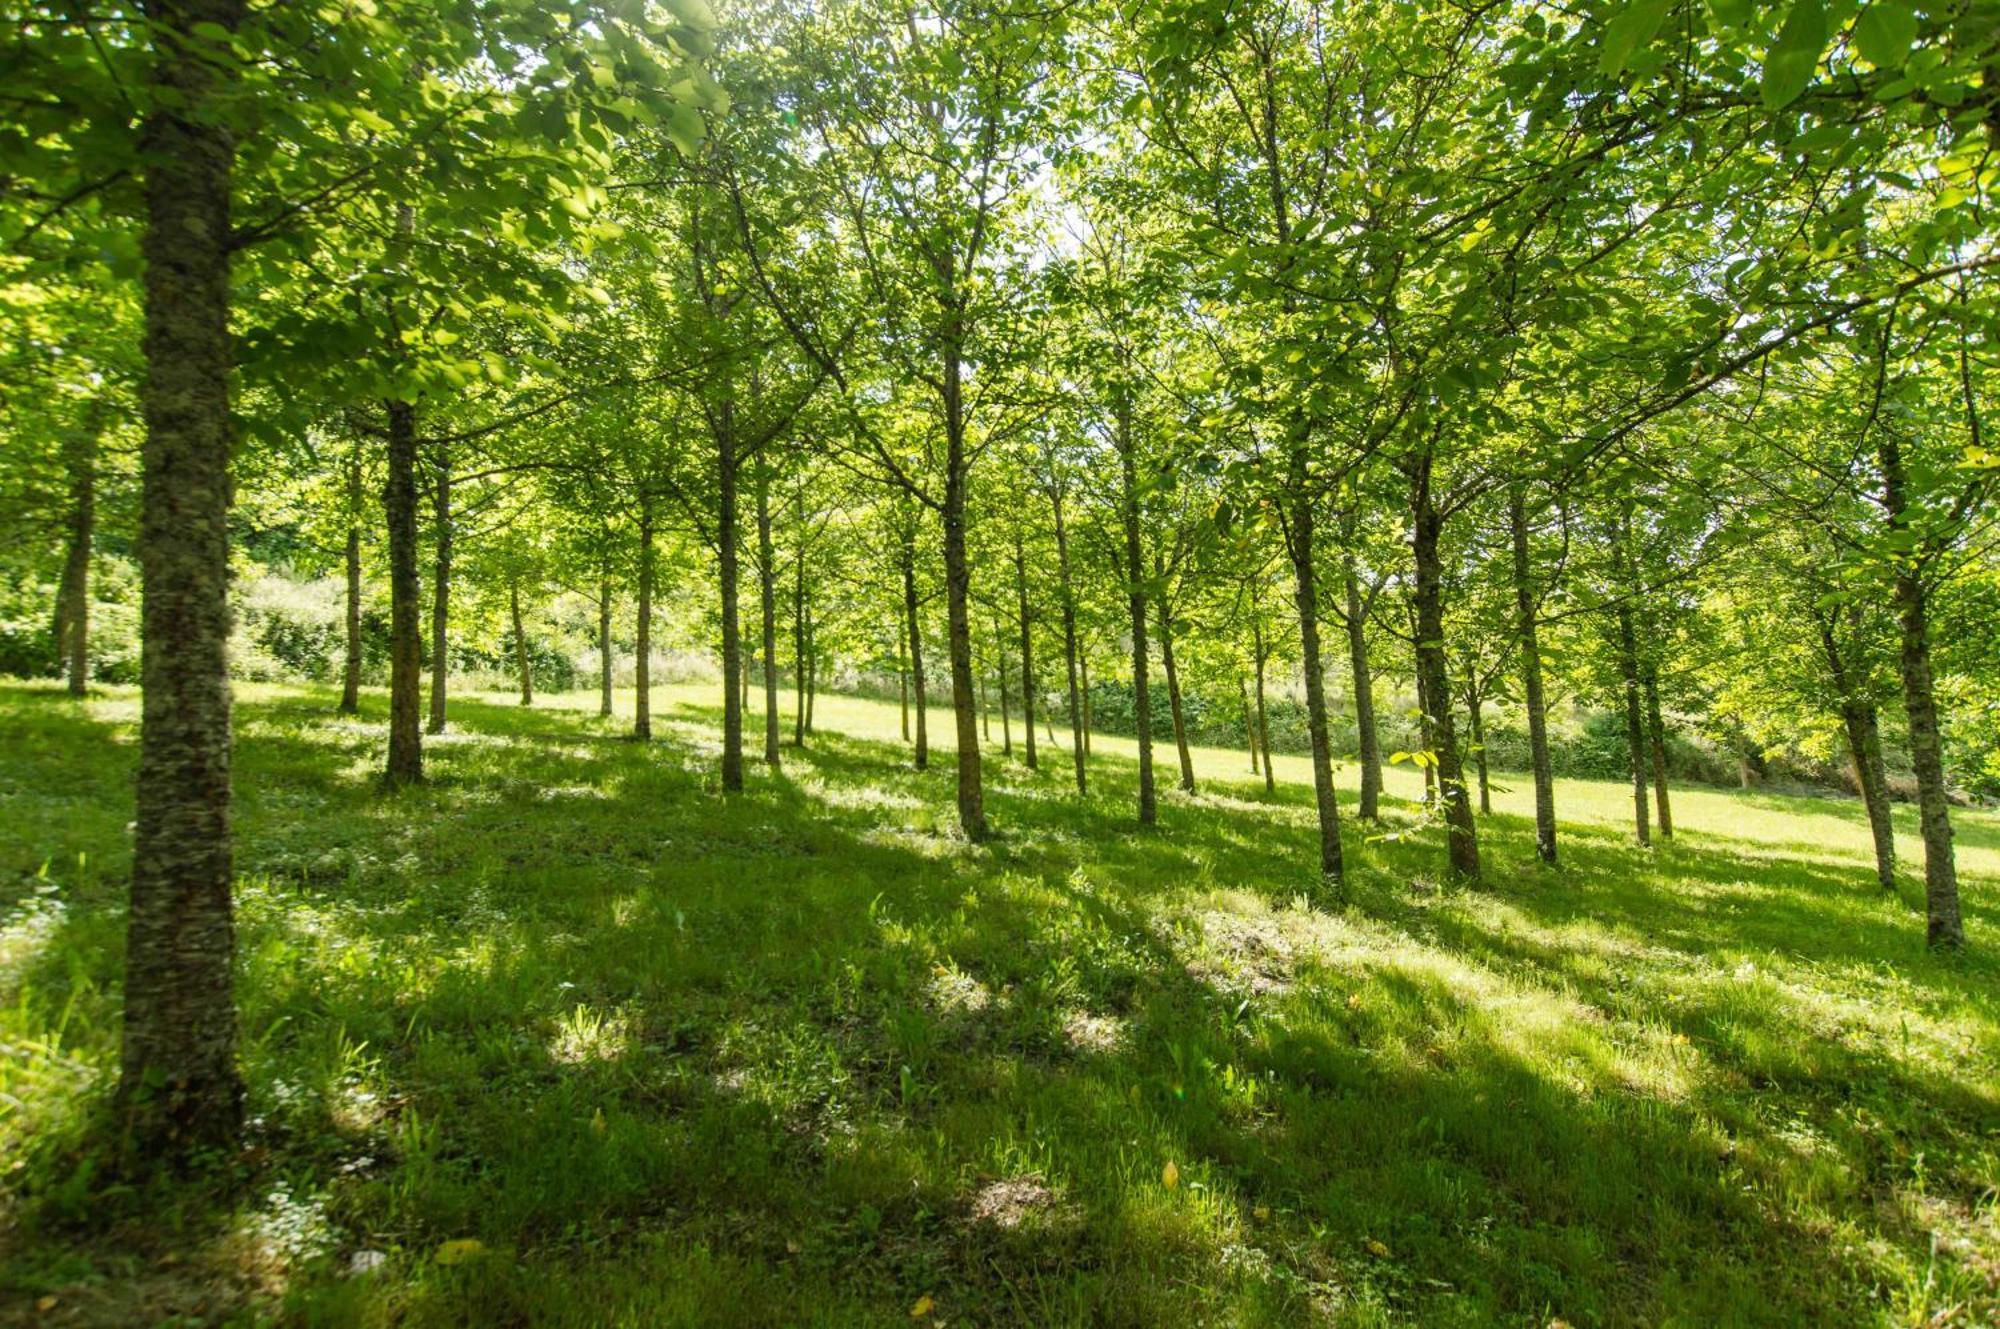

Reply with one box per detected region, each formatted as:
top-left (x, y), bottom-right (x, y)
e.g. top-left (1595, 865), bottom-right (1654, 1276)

top-left (1615, 600), bottom-right (1651, 847)
top-left (757, 461), bottom-right (781, 767)
top-left (425, 440), bottom-right (450, 734)
top-left (902, 523), bottom-right (928, 771)
top-left (1050, 480), bottom-right (1086, 794)
top-left (510, 579), bottom-right (532, 706)
top-left (1508, 488), bottom-right (1557, 864)
top-left (940, 352), bottom-right (986, 839)
top-left (1286, 484), bottom-right (1345, 881)
top-left (1241, 675), bottom-right (1258, 775)
top-left (1157, 589), bottom-right (1196, 794)
top-left (1012, 530), bottom-right (1038, 771)
top-left (598, 576), bottom-right (613, 718)
top-left (897, 617), bottom-right (910, 743)
top-left (1409, 460), bottom-right (1477, 879)
top-left (1117, 397), bottom-right (1156, 826)
top-left (1881, 434), bottom-right (1963, 946)
top-left (718, 410), bottom-right (744, 791)
top-left (1343, 564), bottom-right (1382, 819)
top-left (1253, 621), bottom-right (1275, 796)
top-left (383, 394), bottom-right (423, 787)
top-left (635, 503), bottom-right (654, 741)
top-left (1643, 663), bottom-right (1672, 838)
top-left (120, 0), bottom-right (247, 1150)
top-left (339, 448), bottom-right (363, 715)
top-left (1466, 672), bottom-right (1491, 816)
top-left (56, 406), bottom-right (100, 696)
top-left (1841, 700), bottom-right (1897, 891)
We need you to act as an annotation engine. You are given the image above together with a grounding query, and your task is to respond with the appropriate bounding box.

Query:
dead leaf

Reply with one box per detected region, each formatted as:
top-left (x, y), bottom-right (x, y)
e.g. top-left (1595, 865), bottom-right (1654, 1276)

top-left (435, 1238), bottom-right (487, 1265)
top-left (1161, 1160), bottom-right (1180, 1188)
top-left (909, 1294), bottom-right (935, 1317)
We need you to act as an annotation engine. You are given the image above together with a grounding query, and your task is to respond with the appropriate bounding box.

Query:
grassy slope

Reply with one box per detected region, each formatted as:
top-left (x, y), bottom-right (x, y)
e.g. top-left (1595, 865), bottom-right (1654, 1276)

top-left (0, 678), bottom-right (1995, 1327)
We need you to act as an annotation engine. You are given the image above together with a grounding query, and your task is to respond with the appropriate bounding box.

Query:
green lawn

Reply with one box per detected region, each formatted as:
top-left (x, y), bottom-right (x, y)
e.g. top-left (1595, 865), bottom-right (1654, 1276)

top-left (1, 679), bottom-right (1996, 1326)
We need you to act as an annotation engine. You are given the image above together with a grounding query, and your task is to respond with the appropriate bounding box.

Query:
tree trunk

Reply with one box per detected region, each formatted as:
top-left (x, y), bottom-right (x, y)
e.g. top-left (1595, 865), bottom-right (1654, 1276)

top-left (1241, 675), bottom-right (1258, 775)
top-left (902, 524), bottom-right (928, 771)
top-left (940, 327), bottom-right (987, 837)
top-left (510, 580), bottom-right (532, 706)
top-left (1409, 460), bottom-right (1478, 879)
top-left (1051, 483), bottom-right (1086, 794)
top-left (793, 526), bottom-right (807, 747)
top-left (1881, 435), bottom-right (1962, 946)
top-left (718, 411), bottom-right (744, 791)
top-left (1013, 530), bottom-right (1038, 771)
top-left (1643, 663), bottom-right (1672, 839)
top-left (339, 449), bottom-right (362, 714)
top-left (997, 626), bottom-right (1013, 757)
top-left (598, 576), bottom-right (613, 718)
top-left (1343, 564), bottom-right (1382, 819)
top-left (635, 504), bottom-right (654, 741)
top-left (1615, 601), bottom-right (1651, 847)
top-left (56, 408), bottom-right (99, 696)
top-left (120, 0), bottom-right (247, 1150)
top-left (898, 616), bottom-right (910, 743)
top-left (1254, 625), bottom-right (1275, 796)
top-left (1508, 488), bottom-right (1557, 864)
top-left (425, 440), bottom-right (450, 735)
top-left (1466, 674), bottom-right (1491, 816)
top-left (384, 395), bottom-right (423, 787)
top-left (1080, 654), bottom-right (1092, 755)
top-left (1841, 700), bottom-right (1898, 891)
top-left (1286, 484), bottom-right (1345, 881)
top-left (1117, 399), bottom-right (1156, 826)
top-left (1157, 591), bottom-right (1196, 794)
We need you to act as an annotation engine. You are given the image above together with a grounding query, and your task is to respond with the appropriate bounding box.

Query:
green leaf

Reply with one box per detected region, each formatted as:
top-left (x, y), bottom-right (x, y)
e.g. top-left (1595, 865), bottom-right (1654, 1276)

top-left (1599, 0), bottom-right (1673, 77)
top-left (1762, 0), bottom-right (1828, 109)
top-left (1851, 1), bottom-right (1916, 69)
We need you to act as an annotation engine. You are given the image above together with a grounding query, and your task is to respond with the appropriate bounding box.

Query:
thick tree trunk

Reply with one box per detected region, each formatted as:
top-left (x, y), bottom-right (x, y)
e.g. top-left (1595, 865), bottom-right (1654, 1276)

top-left (1508, 488), bottom-right (1557, 864)
top-left (598, 576), bottom-right (613, 718)
top-left (757, 467), bottom-right (779, 765)
top-left (1881, 435), bottom-right (1962, 945)
top-left (120, 0), bottom-right (247, 1149)
top-left (902, 526), bottom-right (928, 771)
top-left (1615, 601), bottom-right (1651, 847)
top-left (1286, 486), bottom-right (1345, 881)
top-left (1643, 663), bottom-right (1672, 838)
top-left (1008, 536), bottom-right (1040, 772)
top-left (1157, 592), bottom-right (1196, 794)
top-left (718, 415), bottom-right (744, 791)
top-left (1343, 565), bottom-right (1382, 819)
top-left (635, 505), bottom-right (654, 741)
top-left (425, 441), bottom-right (450, 735)
top-left (384, 395), bottom-right (423, 787)
top-left (340, 450), bottom-right (363, 715)
top-left (1051, 485), bottom-right (1086, 794)
top-left (1409, 462), bottom-right (1477, 879)
top-left (510, 580), bottom-right (532, 706)
top-left (1117, 401), bottom-right (1156, 826)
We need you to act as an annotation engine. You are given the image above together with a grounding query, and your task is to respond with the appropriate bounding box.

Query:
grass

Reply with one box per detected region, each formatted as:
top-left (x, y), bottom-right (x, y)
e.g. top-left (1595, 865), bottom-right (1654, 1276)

top-left (1, 677), bottom-right (1996, 1326)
